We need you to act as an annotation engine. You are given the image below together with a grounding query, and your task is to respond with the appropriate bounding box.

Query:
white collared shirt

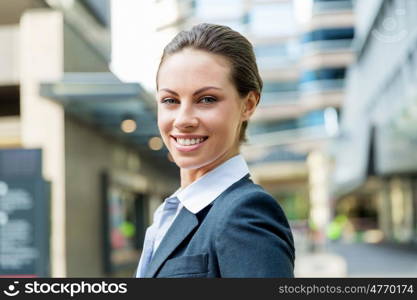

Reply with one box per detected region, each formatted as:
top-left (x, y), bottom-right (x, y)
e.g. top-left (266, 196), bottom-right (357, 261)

top-left (136, 154), bottom-right (249, 277)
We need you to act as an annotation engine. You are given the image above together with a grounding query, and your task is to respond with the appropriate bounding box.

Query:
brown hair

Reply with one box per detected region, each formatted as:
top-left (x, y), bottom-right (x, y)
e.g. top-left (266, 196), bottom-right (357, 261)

top-left (156, 23), bottom-right (263, 143)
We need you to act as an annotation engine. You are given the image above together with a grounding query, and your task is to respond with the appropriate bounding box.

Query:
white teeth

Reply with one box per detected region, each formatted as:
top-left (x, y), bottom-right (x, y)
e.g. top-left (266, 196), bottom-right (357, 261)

top-left (176, 138), bottom-right (205, 146)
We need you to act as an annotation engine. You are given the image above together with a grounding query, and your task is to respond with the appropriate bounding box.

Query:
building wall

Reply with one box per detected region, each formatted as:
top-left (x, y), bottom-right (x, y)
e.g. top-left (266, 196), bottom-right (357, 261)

top-left (19, 9), bottom-right (66, 277)
top-left (0, 25), bottom-right (20, 85)
top-left (337, 0), bottom-right (417, 178)
top-left (64, 23), bottom-right (109, 72)
top-left (64, 115), bottom-right (177, 277)
top-left (333, 0), bottom-right (417, 243)
top-left (65, 116), bottom-right (108, 276)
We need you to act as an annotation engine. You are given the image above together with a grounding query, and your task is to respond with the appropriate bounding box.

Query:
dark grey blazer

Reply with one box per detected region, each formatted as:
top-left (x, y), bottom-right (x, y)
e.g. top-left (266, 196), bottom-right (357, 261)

top-left (144, 174), bottom-right (295, 278)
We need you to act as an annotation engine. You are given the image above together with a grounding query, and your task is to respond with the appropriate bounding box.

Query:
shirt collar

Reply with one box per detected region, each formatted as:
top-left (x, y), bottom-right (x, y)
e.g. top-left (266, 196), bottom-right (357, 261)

top-left (173, 154), bottom-right (249, 214)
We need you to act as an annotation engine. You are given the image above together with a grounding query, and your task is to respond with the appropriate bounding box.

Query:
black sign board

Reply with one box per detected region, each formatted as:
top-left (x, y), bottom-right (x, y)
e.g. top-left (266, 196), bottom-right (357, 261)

top-left (0, 149), bottom-right (50, 277)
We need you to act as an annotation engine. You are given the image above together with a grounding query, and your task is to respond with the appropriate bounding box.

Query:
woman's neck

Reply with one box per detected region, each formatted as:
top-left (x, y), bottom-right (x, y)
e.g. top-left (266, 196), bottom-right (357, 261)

top-left (180, 150), bottom-right (239, 189)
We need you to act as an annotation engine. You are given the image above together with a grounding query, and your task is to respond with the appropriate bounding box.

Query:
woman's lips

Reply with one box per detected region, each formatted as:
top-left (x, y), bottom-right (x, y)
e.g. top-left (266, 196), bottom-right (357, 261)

top-left (171, 136), bottom-right (208, 152)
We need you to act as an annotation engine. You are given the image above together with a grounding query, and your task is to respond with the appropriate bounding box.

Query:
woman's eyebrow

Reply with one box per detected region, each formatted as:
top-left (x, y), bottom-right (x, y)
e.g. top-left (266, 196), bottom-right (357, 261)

top-left (159, 86), bottom-right (222, 97)
top-left (192, 86), bottom-right (222, 96)
top-left (159, 88), bottom-right (179, 96)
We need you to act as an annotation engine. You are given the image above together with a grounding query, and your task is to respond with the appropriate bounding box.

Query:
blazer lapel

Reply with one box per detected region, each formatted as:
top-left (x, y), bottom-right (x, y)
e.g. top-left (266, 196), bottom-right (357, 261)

top-left (144, 207), bottom-right (198, 277)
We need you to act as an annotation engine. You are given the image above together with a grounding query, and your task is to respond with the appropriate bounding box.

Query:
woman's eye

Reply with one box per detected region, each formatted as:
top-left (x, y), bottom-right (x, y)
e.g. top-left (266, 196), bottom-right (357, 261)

top-left (161, 98), bottom-right (178, 104)
top-left (199, 96), bottom-right (217, 104)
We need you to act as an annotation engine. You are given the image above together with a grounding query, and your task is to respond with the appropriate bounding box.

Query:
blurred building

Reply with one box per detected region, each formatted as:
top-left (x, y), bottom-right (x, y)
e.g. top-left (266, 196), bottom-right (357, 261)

top-left (248, 0), bottom-right (354, 231)
top-left (332, 0), bottom-right (417, 245)
top-left (297, 0), bottom-right (354, 241)
top-left (0, 0), bottom-right (177, 277)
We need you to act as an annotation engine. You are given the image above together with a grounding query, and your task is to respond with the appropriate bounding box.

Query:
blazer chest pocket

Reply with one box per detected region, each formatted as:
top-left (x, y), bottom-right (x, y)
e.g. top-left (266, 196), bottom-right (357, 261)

top-left (158, 253), bottom-right (209, 278)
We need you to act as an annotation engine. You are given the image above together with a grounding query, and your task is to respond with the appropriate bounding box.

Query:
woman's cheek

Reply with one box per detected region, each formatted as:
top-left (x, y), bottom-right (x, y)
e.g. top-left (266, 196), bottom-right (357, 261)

top-left (158, 112), bottom-right (170, 130)
top-left (156, 121), bottom-right (168, 147)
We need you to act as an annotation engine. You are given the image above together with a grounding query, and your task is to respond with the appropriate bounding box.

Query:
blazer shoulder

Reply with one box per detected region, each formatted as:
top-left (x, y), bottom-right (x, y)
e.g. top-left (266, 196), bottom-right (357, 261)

top-left (212, 176), bottom-right (291, 233)
top-left (215, 175), bottom-right (277, 212)
top-left (212, 176), bottom-right (295, 277)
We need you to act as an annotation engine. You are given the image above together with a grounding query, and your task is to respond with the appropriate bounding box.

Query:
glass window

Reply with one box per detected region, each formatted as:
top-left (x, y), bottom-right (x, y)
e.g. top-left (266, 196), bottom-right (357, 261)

top-left (300, 67), bottom-right (346, 83)
top-left (255, 44), bottom-right (289, 57)
top-left (255, 42), bottom-right (299, 69)
top-left (263, 81), bottom-right (299, 93)
top-left (313, 0), bottom-right (353, 12)
top-left (0, 86), bottom-right (20, 116)
top-left (249, 119), bottom-right (299, 135)
top-left (298, 110), bottom-right (326, 127)
top-left (301, 28), bottom-right (354, 43)
top-left (261, 92), bottom-right (299, 105)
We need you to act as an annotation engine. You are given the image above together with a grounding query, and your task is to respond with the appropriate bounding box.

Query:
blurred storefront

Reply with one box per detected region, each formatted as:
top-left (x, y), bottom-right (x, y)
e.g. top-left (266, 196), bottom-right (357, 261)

top-left (0, 0), bottom-right (177, 277)
top-left (331, 0), bottom-right (417, 245)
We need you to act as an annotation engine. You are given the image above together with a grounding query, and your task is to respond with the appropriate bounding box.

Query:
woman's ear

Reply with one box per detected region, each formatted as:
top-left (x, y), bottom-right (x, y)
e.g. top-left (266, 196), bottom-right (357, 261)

top-left (242, 91), bottom-right (259, 121)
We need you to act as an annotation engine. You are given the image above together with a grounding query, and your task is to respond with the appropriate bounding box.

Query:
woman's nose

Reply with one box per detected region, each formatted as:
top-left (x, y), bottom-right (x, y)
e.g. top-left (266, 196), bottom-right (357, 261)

top-left (173, 106), bottom-right (198, 130)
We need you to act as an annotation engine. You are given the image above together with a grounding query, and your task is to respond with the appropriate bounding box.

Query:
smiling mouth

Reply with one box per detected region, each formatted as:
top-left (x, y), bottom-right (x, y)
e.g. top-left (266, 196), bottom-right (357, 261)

top-left (171, 136), bottom-right (209, 146)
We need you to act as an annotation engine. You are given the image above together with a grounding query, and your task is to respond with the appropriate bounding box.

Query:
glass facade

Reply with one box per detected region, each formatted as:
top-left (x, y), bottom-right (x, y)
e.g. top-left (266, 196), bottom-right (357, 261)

top-left (300, 67), bottom-right (347, 83)
top-left (298, 110), bottom-right (326, 128)
top-left (249, 119), bottom-right (299, 135)
top-left (263, 81), bottom-right (299, 93)
top-left (255, 41), bottom-right (299, 69)
top-left (261, 81), bottom-right (299, 105)
top-left (313, 0), bottom-right (353, 12)
top-left (249, 109), bottom-right (327, 136)
top-left (301, 28), bottom-right (354, 43)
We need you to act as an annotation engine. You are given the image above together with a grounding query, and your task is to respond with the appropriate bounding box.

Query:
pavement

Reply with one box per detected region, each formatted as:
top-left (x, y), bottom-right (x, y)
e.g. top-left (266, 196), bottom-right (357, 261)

top-left (293, 231), bottom-right (417, 277)
top-left (326, 241), bottom-right (417, 277)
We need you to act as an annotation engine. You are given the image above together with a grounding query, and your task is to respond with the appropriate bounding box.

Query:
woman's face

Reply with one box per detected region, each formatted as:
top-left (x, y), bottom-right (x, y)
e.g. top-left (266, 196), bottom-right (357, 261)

top-left (156, 48), bottom-right (247, 171)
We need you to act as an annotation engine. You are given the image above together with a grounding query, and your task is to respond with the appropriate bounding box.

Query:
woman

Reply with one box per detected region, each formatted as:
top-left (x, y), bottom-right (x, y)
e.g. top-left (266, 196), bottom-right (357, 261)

top-left (136, 23), bottom-right (295, 278)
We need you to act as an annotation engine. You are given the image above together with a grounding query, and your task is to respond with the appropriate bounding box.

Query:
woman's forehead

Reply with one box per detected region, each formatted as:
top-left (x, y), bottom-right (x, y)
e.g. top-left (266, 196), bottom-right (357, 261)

top-left (157, 49), bottom-right (233, 89)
